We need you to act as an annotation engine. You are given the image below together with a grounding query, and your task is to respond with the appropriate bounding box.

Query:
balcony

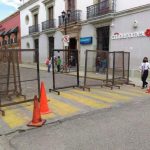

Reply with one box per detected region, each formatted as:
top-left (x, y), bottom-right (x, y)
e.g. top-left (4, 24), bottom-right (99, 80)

top-left (59, 10), bottom-right (82, 26)
top-left (87, 0), bottom-right (115, 19)
top-left (42, 19), bottom-right (56, 31)
top-left (29, 24), bottom-right (39, 34)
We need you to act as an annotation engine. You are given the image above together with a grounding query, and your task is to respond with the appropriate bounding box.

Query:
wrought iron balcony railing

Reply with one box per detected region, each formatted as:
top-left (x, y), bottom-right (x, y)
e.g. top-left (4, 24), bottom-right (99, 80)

top-left (42, 19), bottom-right (56, 31)
top-left (59, 10), bottom-right (82, 26)
top-left (29, 24), bottom-right (39, 34)
top-left (87, 0), bottom-right (115, 19)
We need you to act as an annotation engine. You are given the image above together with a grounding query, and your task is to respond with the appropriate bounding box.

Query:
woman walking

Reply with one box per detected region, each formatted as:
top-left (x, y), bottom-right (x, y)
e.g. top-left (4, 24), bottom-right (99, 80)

top-left (140, 57), bottom-right (150, 89)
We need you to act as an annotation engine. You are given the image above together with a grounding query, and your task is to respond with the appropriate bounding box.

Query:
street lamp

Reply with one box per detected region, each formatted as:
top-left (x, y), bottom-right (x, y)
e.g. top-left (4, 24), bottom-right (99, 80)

top-left (61, 10), bottom-right (71, 35)
top-left (61, 10), bottom-right (71, 69)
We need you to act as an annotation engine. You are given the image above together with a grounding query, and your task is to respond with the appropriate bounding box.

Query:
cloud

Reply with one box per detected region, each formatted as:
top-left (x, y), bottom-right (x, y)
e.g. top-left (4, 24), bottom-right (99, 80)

top-left (0, 0), bottom-right (22, 9)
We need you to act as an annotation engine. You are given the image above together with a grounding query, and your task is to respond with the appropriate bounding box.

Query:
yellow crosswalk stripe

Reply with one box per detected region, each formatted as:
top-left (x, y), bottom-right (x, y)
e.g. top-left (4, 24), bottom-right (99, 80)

top-left (109, 89), bottom-right (143, 97)
top-left (14, 98), bottom-right (55, 119)
top-left (60, 92), bottom-right (110, 109)
top-left (2, 108), bottom-right (29, 128)
top-left (92, 89), bottom-right (130, 100)
top-left (48, 97), bottom-right (79, 116)
top-left (73, 89), bottom-right (128, 103)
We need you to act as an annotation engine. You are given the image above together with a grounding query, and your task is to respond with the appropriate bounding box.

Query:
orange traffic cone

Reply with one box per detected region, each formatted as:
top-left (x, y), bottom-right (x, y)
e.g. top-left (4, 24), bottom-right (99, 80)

top-left (146, 86), bottom-right (150, 93)
top-left (27, 95), bottom-right (46, 127)
top-left (40, 81), bottom-right (52, 114)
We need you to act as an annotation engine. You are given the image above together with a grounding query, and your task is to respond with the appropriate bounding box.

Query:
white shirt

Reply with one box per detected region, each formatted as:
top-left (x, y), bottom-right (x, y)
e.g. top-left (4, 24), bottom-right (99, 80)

top-left (140, 62), bottom-right (150, 71)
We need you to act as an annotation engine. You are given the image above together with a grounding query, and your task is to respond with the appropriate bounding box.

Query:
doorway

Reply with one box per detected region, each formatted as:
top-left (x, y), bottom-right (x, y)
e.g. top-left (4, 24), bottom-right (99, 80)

top-left (97, 26), bottom-right (109, 51)
top-left (69, 38), bottom-right (77, 66)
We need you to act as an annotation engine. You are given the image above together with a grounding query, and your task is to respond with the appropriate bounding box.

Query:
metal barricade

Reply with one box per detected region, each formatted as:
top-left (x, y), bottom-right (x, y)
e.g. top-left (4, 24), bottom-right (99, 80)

top-left (84, 50), bottom-right (133, 90)
top-left (49, 49), bottom-right (79, 94)
top-left (0, 49), bottom-right (40, 116)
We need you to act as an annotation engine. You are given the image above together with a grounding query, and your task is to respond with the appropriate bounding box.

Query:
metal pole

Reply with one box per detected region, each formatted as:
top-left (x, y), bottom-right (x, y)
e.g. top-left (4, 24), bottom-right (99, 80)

top-left (36, 49), bottom-right (40, 99)
top-left (64, 17), bottom-right (68, 66)
top-left (122, 51), bottom-right (125, 79)
top-left (112, 52), bottom-right (115, 85)
top-left (64, 18), bottom-right (67, 35)
top-left (52, 50), bottom-right (55, 90)
top-left (106, 52), bottom-right (109, 84)
top-left (127, 52), bottom-right (130, 84)
top-left (76, 49), bottom-right (79, 87)
top-left (84, 50), bottom-right (88, 87)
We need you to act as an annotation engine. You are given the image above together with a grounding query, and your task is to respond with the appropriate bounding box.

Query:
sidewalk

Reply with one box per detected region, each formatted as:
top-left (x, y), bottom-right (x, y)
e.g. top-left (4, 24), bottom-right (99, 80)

top-left (19, 63), bottom-right (145, 87)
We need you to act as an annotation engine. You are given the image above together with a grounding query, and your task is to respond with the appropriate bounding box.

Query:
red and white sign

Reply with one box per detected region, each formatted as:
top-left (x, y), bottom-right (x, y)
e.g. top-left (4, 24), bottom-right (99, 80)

top-left (63, 35), bottom-right (70, 43)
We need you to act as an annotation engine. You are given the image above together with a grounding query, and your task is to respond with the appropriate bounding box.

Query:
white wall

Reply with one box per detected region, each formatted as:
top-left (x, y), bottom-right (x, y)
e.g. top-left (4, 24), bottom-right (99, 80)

top-left (116, 0), bottom-right (150, 12)
top-left (21, 37), bottom-right (34, 62)
top-left (80, 24), bottom-right (97, 70)
top-left (110, 9), bottom-right (150, 71)
top-left (54, 31), bottom-right (63, 49)
top-left (54, 0), bottom-right (65, 27)
top-left (20, 0), bottom-right (46, 37)
top-left (39, 34), bottom-right (48, 63)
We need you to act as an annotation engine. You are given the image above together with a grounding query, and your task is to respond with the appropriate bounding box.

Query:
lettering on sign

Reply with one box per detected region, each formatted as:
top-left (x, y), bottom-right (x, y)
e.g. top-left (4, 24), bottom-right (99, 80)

top-left (112, 31), bottom-right (146, 40)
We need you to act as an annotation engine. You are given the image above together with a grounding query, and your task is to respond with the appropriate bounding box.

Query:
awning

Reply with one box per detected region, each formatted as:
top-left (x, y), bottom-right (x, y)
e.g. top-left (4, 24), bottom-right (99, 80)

top-left (9, 26), bottom-right (18, 34)
top-left (3, 30), bottom-right (11, 35)
top-left (0, 27), bottom-right (18, 36)
top-left (0, 31), bottom-right (5, 36)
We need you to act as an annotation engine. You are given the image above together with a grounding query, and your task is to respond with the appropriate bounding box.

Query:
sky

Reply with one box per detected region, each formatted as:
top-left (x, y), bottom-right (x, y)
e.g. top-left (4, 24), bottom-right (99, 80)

top-left (0, 0), bottom-right (22, 21)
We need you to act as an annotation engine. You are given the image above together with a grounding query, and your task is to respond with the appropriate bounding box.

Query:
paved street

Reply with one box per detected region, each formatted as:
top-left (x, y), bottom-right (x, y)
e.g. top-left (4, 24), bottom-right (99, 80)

top-left (0, 67), bottom-right (149, 134)
top-left (0, 67), bottom-right (150, 150)
top-left (0, 78), bottom-right (149, 134)
top-left (2, 94), bottom-right (150, 150)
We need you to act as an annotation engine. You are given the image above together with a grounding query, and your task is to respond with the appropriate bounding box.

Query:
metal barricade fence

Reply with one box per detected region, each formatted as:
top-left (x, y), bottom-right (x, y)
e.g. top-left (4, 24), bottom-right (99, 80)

top-left (84, 50), bottom-right (109, 88)
top-left (0, 49), bottom-right (40, 116)
top-left (49, 49), bottom-right (79, 94)
top-left (84, 50), bottom-right (131, 89)
top-left (113, 51), bottom-right (130, 85)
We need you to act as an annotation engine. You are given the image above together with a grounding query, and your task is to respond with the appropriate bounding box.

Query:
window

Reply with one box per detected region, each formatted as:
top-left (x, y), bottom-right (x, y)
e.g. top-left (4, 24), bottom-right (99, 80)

top-left (34, 14), bottom-right (38, 25)
top-left (48, 7), bottom-right (53, 20)
top-left (25, 15), bottom-right (29, 25)
top-left (26, 42), bottom-right (30, 48)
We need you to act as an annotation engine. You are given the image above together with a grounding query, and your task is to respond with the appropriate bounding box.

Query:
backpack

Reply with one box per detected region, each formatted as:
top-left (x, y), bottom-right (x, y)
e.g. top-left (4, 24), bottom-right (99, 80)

top-left (46, 59), bottom-right (49, 65)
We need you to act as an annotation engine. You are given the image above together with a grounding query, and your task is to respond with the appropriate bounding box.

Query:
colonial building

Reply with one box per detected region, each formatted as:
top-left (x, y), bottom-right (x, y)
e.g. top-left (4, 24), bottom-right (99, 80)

top-left (80, 0), bottom-right (150, 76)
top-left (0, 11), bottom-right (21, 50)
top-left (19, 0), bottom-right (93, 63)
top-left (19, 0), bottom-right (150, 77)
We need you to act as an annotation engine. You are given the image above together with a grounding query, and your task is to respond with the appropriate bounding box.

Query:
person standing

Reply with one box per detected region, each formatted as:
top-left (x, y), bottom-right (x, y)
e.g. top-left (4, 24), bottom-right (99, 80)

top-left (57, 56), bottom-right (61, 72)
top-left (45, 57), bottom-right (51, 72)
top-left (140, 57), bottom-right (150, 89)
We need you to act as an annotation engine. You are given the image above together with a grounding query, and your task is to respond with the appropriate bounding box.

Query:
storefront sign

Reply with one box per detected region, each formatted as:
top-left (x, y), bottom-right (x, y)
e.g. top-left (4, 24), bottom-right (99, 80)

top-left (112, 31), bottom-right (145, 40)
top-left (80, 37), bottom-right (92, 45)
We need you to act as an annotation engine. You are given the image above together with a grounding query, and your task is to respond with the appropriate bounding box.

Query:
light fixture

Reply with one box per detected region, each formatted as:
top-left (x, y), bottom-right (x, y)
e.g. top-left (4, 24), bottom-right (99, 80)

top-left (61, 11), bottom-right (66, 20)
top-left (133, 20), bottom-right (138, 28)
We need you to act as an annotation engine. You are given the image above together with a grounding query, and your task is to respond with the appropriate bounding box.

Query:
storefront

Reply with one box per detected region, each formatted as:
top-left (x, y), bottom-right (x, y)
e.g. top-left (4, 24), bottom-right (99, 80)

top-left (0, 11), bottom-right (21, 50)
top-left (110, 7), bottom-right (150, 77)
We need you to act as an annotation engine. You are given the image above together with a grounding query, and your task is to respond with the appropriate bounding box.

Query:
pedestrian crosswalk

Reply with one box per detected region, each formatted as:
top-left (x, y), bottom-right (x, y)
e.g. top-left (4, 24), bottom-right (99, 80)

top-left (60, 92), bottom-right (110, 108)
top-left (0, 85), bottom-right (149, 132)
